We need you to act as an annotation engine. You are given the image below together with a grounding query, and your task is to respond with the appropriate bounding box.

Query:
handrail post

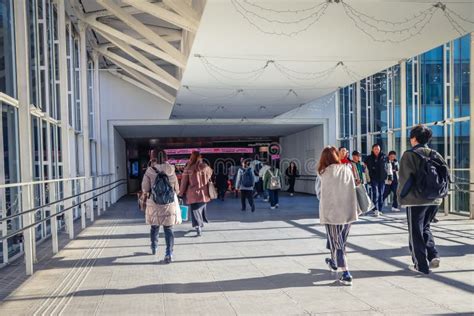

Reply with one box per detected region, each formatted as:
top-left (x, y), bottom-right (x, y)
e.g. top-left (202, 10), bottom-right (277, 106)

top-left (80, 179), bottom-right (86, 229)
top-left (50, 183), bottom-right (59, 254)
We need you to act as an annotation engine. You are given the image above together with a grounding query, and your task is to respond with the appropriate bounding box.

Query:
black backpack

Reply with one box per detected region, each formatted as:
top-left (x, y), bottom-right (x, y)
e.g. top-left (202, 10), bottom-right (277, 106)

top-left (410, 149), bottom-right (450, 200)
top-left (150, 167), bottom-right (175, 205)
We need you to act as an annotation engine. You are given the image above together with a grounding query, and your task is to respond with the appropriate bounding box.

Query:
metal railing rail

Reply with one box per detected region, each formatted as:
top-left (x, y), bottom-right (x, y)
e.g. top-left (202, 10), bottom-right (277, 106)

top-left (0, 179), bottom-right (126, 241)
top-left (0, 178), bottom-right (125, 222)
top-left (0, 176), bottom-right (86, 190)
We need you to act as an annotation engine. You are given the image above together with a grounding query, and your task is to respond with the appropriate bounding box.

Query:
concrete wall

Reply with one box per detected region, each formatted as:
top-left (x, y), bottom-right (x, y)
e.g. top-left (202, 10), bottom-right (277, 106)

top-left (279, 125), bottom-right (325, 195)
top-left (99, 72), bottom-right (174, 200)
top-left (277, 92), bottom-right (337, 146)
top-left (113, 128), bottom-right (127, 199)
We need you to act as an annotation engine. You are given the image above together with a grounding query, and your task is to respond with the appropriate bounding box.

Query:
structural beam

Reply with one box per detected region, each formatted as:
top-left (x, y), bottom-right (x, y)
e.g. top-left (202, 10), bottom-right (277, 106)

top-left (97, 47), bottom-right (178, 92)
top-left (79, 22), bottom-right (93, 225)
top-left (123, 0), bottom-right (199, 33)
top-left (56, 0), bottom-right (74, 239)
top-left (102, 53), bottom-right (175, 104)
top-left (97, 0), bottom-right (187, 67)
top-left (96, 31), bottom-right (180, 89)
top-left (163, 0), bottom-right (200, 23)
top-left (108, 70), bottom-right (174, 104)
top-left (86, 1), bottom-right (166, 20)
top-left (470, 32), bottom-right (474, 219)
top-left (13, 0), bottom-right (35, 275)
top-left (80, 16), bottom-right (185, 68)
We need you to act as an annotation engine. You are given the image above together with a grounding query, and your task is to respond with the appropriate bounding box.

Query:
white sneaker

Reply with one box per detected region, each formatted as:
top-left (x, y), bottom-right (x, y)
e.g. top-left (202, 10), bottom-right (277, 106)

top-left (429, 258), bottom-right (440, 269)
top-left (392, 207), bottom-right (400, 212)
top-left (290, 193), bottom-right (294, 197)
top-left (270, 206), bottom-right (276, 210)
top-left (374, 211), bottom-right (380, 217)
top-left (276, 203), bottom-right (279, 208)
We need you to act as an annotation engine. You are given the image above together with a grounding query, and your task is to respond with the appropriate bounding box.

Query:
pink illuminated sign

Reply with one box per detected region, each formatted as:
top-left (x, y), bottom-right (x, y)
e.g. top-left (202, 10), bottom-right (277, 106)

top-left (165, 147), bottom-right (254, 155)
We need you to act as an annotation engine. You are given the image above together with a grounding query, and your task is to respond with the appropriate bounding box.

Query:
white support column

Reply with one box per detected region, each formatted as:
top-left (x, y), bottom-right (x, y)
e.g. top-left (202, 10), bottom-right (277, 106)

top-left (335, 89), bottom-right (340, 146)
top-left (93, 52), bottom-right (104, 215)
top-left (56, 0), bottom-right (74, 239)
top-left (79, 22), bottom-right (93, 223)
top-left (356, 81), bottom-right (362, 151)
top-left (400, 60), bottom-right (407, 155)
top-left (470, 33), bottom-right (474, 219)
top-left (14, 0), bottom-right (35, 275)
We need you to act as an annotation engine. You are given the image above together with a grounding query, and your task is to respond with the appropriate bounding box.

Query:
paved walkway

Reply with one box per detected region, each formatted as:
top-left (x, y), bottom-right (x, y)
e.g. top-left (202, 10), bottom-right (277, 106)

top-left (0, 194), bottom-right (473, 315)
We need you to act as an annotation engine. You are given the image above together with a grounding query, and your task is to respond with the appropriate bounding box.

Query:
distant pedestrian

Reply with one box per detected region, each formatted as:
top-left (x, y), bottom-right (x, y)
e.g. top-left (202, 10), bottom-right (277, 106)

top-left (141, 150), bottom-right (180, 263)
top-left (350, 150), bottom-right (370, 186)
top-left (285, 161), bottom-right (299, 196)
top-left (364, 144), bottom-right (390, 217)
top-left (398, 125), bottom-right (449, 275)
top-left (338, 147), bottom-right (351, 165)
top-left (264, 164), bottom-right (282, 209)
top-left (259, 162), bottom-right (271, 202)
top-left (179, 151), bottom-right (213, 237)
top-left (215, 165), bottom-right (228, 201)
top-left (235, 160), bottom-right (256, 212)
top-left (316, 146), bottom-right (358, 286)
top-left (383, 151), bottom-right (400, 212)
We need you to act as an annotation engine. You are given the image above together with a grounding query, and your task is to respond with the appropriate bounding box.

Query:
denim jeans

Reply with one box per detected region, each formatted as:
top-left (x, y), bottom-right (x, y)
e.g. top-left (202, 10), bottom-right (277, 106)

top-left (268, 189), bottom-right (279, 207)
top-left (370, 180), bottom-right (385, 211)
top-left (150, 225), bottom-right (174, 256)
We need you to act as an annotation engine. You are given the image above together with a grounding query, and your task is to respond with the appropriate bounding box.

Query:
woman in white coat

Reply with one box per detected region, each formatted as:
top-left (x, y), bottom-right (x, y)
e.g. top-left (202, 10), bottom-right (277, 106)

top-left (316, 146), bottom-right (359, 286)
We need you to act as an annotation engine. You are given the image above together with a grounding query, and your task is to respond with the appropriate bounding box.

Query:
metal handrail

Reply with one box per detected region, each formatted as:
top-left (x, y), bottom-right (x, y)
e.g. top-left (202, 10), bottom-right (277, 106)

top-left (0, 173), bottom-right (113, 190)
top-left (0, 180), bottom-right (127, 241)
top-left (0, 178), bottom-right (126, 222)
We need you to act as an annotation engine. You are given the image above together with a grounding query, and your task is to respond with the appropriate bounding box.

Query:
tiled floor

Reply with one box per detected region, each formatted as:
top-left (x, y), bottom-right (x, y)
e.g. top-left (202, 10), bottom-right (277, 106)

top-left (0, 194), bottom-right (473, 315)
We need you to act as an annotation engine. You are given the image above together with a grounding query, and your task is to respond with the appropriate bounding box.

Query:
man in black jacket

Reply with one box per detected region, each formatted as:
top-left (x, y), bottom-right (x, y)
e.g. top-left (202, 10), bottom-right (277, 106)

top-left (364, 144), bottom-right (389, 217)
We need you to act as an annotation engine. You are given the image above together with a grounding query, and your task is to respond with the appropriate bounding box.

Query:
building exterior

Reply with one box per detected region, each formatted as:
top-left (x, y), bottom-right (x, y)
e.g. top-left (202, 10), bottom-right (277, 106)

top-left (336, 34), bottom-right (473, 216)
top-left (0, 0), bottom-right (473, 274)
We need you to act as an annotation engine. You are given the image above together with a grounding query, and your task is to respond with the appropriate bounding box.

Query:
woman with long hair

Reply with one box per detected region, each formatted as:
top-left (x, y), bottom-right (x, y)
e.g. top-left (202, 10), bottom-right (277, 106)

top-left (141, 150), bottom-right (179, 263)
top-left (316, 146), bottom-right (359, 285)
top-left (179, 151), bottom-right (213, 236)
top-left (285, 161), bottom-right (299, 196)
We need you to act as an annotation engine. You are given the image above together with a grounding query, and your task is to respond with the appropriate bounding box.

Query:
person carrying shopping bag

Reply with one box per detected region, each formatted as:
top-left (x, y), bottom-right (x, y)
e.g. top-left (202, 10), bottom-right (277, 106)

top-left (316, 146), bottom-right (359, 286)
top-left (179, 151), bottom-right (213, 237)
top-left (141, 150), bottom-right (180, 264)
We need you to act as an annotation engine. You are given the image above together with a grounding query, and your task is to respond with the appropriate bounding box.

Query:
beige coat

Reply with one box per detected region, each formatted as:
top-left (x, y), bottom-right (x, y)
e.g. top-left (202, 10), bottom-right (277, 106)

top-left (318, 164), bottom-right (358, 225)
top-left (141, 162), bottom-right (180, 226)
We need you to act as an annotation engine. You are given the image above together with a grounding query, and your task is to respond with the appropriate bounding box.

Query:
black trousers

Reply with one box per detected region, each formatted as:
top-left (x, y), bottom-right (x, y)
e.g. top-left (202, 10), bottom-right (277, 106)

top-left (383, 181), bottom-right (399, 208)
top-left (240, 189), bottom-right (255, 211)
top-left (288, 177), bottom-right (296, 193)
top-left (406, 205), bottom-right (439, 274)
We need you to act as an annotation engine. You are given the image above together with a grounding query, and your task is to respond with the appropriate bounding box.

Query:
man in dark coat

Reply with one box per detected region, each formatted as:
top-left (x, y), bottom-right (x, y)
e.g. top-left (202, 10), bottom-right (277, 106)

top-left (364, 144), bottom-right (389, 217)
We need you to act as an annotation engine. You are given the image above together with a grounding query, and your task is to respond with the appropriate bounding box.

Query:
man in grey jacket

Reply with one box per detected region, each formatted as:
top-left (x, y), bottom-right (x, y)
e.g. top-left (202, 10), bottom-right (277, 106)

top-left (397, 125), bottom-right (446, 275)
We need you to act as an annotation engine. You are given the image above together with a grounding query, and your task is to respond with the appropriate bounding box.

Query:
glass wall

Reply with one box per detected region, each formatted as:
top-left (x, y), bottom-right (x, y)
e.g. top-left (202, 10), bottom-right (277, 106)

top-left (1, 0), bottom-right (101, 265)
top-left (0, 0), bottom-right (19, 264)
top-left (337, 34), bottom-right (471, 214)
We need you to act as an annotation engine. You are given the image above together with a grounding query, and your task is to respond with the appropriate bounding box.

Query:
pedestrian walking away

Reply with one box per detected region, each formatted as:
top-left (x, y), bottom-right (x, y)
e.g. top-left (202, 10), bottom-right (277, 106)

top-left (141, 150), bottom-right (180, 264)
top-left (235, 159), bottom-right (256, 212)
top-left (179, 151), bottom-right (213, 237)
top-left (316, 146), bottom-right (359, 286)
top-left (285, 161), bottom-right (299, 196)
top-left (263, 164), bottom-right (282, 209)
top-left (397, 124), bottom-right (449, 275)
